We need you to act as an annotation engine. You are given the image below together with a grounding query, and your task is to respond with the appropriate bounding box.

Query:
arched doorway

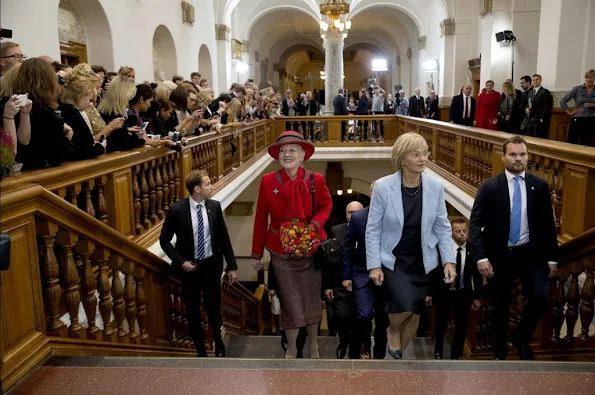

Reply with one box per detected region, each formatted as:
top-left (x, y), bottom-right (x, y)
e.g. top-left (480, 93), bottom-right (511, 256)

top-left (152, 25), bottom-right (178, 83)
top-left (57, 0), bottom-right (115, 70)
top-left (198, 44), bottom-right (213, 82)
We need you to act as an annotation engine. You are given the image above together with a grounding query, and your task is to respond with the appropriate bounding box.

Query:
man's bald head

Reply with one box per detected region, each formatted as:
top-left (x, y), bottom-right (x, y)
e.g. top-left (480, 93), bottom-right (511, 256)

top-left (346, 201), bottom-right (364, 222)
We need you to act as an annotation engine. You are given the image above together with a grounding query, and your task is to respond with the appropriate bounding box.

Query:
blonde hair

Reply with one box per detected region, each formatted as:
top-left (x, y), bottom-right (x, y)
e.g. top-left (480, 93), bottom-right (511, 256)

top-left (154, 83), bottom-right (171, 100)
top-left (197, 89), bottom-right (213, 110)
top-left (502, 81), bottom-right (515, 96)
top-left (118, 66), bottom-right (135, 78)
top-left (61, 74), bottom-right (96, 110)
top-left (71, 63), bottom-right (100, 82)
top-left (0, 41), bottom-right (19, 58)
top-left (391, 132), bottom-right (428, 171)
top-left (227, 97), bottom-right (243, 122)
top-left (586, 69), bottom-right (595, 79)
top-left (97, 76), bottom-right (136, 116)
top-left (0, 62), bottom-right (21, 97)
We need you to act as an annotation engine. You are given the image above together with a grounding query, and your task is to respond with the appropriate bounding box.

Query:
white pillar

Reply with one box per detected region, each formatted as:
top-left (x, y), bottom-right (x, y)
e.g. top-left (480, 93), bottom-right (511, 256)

top-left (510, 0), bottom-right (541, 79)
top-left (400, 51), bottom-right (411, 95)
top-left (323, 30), bottom-right (345, 115)
top-left (215, 24), bottom-right (232, 94)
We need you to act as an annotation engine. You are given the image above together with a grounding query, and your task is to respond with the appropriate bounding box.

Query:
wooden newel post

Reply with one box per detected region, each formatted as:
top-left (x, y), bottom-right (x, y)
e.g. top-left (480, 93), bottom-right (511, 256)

top-left (455, 135), bottom-right (463, 177)
top-left (179, 148), bottom-right (193, 198)
top-left (431, 130), bottom-right (438, 161)
top-left (216, 138), bottom-right (224, 180)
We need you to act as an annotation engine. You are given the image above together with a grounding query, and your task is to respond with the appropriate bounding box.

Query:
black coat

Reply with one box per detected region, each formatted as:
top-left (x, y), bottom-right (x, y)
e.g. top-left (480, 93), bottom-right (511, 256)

top-left (409, 95), bottom-right (426, 117)
top-left (100, 112), bottom-right (145, 153)
top-left (356, 96), bottom-right (369, 115)
top-left (160, 197), bottom-right (237, 272)
top-left (469, 172), bottom-right (559, 268)
top-left (59, 103), bottom-right (105, 160)
top-left (521, 87), bottom-right (553, 130)
top-left (435, 244), bottom-right (484, 299)
top-left (333, 95), bottom-right (348, 115)
top-left (322, 223), bottom-right (348, 291)
top-left (449, 94), bottom-right (476, 125)
top-left (426, 96), bottom-right (440, 120)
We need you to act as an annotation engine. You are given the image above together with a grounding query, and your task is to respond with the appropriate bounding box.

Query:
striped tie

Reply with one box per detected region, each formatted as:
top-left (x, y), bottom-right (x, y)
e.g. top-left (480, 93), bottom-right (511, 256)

top-left (196, 204), bottom-right (205, 261)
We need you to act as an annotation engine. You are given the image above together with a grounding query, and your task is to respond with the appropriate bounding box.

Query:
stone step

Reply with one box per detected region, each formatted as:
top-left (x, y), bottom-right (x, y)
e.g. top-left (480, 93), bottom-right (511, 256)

top-left (226, 335), bottom-right (452, 360)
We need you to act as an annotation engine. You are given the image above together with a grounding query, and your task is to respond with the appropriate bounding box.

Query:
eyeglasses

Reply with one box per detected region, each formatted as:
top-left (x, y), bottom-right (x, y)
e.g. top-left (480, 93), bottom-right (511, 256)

top-left (408, 151), bottom-right (431, 159)
top-left (2, 54), bottom-right (26, 60)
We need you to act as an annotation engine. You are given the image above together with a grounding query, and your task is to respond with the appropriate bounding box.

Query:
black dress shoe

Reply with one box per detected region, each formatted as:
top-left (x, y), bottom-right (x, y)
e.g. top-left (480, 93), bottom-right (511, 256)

top-left (215, 348), bottom-right (226, 358)
top-left (517, 346), bottom-right (535, 360)
top-left (336, 345), bottom-right (348, 359)
top-left (196, 352), bottom-right (208, 358)
top-left (434, 352), bottom-right (443, 360)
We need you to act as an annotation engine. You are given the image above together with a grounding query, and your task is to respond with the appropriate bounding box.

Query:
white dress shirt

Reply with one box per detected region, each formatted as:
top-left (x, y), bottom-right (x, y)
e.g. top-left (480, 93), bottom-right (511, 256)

top-left (462, 94), bottom-right (471, 118)
top-left (189, 196), bottom-right (213, 260)
top-left (505, 170), bottom-right (529, 247)
top-left (453, 240), bottom-right (466, 289)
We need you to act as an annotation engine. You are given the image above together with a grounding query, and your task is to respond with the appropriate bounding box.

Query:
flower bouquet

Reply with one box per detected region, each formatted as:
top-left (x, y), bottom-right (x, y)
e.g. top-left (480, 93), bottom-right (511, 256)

top-left (279, 219), bottom-right (322, 258)
top-left (0, 130), bottom-right (15, 181)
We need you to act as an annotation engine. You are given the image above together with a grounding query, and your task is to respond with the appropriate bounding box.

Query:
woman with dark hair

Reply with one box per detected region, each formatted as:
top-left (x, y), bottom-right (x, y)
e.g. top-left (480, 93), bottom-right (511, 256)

top-left (475, 80), bottom-right (500, 130)
top-left (11, 58), bottom-right (74, 169)
top-left (59, 73), bottom-right (107, 160)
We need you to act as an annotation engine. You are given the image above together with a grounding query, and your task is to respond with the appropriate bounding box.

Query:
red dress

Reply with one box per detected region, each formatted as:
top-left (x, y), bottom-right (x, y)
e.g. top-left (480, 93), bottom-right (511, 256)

top-left (475, 90), bottom-right (501, 130)
top-left (251, 166), bottom-right (332, 259)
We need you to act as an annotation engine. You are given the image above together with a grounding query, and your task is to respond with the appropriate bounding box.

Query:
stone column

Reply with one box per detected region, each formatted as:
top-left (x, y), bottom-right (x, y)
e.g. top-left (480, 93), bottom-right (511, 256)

top-left (215, 24), bottom-right (231, 94)
top-left (323, 30), bottom-right (345, 115)
top-left (241, 40), bottom-right (251, 79)
top-left (537, 0), bottom-right (593, 100)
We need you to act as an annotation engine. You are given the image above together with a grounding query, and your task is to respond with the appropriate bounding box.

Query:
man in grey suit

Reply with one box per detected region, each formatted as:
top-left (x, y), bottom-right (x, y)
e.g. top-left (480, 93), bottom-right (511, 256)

top-left (333, 89), bottom-right (349, 141)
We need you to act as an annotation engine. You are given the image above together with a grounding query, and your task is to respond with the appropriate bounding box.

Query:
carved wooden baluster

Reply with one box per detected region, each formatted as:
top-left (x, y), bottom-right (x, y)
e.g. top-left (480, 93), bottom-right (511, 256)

top-left (553, 162), bottom-right (565, 233)
top-left (132, 168), bottom-right (142, 234)
top-left (192, 148), bottom-right (199, 170)
top-left (551, 269), bottom-right (568, 343)
top-left (578, 258), bottom-right (594, 342)
top-left (92, 247), bottom-right (114, 341)
top-left (55, 230), bottom-right (82, 338)
top-left (161, 160), bottom-right (170, 212)
top-left (82, 180), bottom-right (96, 218)
top-left (75, 239), bottom-right (99, 339)
top-left (121, 261), bottom-right (138, 342)
top-left (168, 157), bottom-right (176, 203)
top-left (175, 286), bottom-right (184, 347)
top-left (108, 255), bottom-right (127, 342)
top-left (169, 285), bottom-right (178, 346)
top-left (180, 297), bottom-right (190, 348)
top-left (147, 161), bottom-right (157, 224)
top-left (36, 219), bottom-right (65, 334)
top-left (95, 176), bottom-right (109, 225)
top-left (155, 160), bottom-right (164, 219)
top-left (133, 267), bottom-right (149, 345)
top-left (66, 184), bottom-right (82, 208)
top-left (139, 164), bottom-right (150, 230)
top-left (174, 155), bottom-right (181, 202)
top-left (564, 266), bottom-right (582, 343)
top-left (198, 146), bottom-right (205, 170)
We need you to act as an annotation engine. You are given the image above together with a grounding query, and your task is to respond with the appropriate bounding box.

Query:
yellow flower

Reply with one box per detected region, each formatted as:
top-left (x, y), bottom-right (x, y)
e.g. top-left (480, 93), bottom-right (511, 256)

top-left (288, 229), bottom-right (296, 236)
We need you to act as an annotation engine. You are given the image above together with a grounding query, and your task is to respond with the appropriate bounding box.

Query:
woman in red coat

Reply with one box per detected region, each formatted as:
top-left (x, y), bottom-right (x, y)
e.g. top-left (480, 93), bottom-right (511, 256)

top-left (252, 130), bottom-right (332, 358)
top-left (474, 80), bottom-right (501, 130)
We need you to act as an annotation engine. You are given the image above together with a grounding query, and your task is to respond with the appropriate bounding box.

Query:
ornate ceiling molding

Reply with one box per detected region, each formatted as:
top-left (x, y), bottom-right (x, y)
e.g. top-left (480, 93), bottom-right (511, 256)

top-left (418, 36), bottom-right (426, 50)
top-left (215, 24), bottom-right (230, 41)
top-left (440, 18), bottom-right (455, 37)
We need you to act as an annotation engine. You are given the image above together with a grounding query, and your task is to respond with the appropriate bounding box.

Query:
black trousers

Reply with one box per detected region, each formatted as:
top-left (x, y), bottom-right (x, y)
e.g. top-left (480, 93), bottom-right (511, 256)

top-left (488, 246), bottom-right (550, 359)
top-left (300, 121), bottom-right (315, 140)
top-left (567, 117), bottom-right (595, 147)
top-left (354, 284), bottom-right (389, 359)
top-left (286, 121), bottom-right (299, 133)
top-left (434, 288), bottom-right (473, 359)
top-left (330, 287), bottom-right (358, 357)
top-left (372, 111), bottom-right (384, 138)
top-left (181, 257), bottom-right (223, 356)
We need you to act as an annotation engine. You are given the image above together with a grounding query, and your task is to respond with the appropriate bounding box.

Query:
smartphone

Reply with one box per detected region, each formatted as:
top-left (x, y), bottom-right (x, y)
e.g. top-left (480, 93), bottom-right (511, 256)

top-left (99, 135), bottom-right (105, 143)
top-left (16, 94), bottom-right (27, 106)
top-left (171, 132), bottom-right (180, 143)
top-left (141, 121), bottom-right (149, 131)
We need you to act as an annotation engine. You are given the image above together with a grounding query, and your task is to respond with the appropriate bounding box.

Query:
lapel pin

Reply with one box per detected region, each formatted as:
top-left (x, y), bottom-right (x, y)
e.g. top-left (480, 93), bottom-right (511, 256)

top-left (273, 189), bottom-right (279, 195)
top-left (531, 186), bottom-right (534, 190)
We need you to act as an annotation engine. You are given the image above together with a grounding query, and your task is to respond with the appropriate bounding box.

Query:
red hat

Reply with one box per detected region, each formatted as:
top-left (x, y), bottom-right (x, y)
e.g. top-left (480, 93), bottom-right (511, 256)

top-left (267, 131), bottom-right (315, 161)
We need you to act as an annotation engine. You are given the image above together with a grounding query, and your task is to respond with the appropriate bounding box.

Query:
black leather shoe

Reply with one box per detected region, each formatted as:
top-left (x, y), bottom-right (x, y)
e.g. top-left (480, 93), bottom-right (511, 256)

top-left (434, 352), bottom-right (443, 360)
top-left (336, 345), bottom-right (348, 359)
top-left (517, 346), bottom-right (535, 360)
top-left (215, 344), bottom-right (226, 358)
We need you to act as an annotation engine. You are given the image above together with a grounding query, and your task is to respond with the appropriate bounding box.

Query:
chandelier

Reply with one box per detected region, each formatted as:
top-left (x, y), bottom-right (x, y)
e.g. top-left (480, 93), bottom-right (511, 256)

top-left (319, 0), bottom-right (351, 38)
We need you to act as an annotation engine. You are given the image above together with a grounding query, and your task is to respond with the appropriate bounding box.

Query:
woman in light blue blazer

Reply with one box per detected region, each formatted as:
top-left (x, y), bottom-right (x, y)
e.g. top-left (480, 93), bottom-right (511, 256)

top-left (366, 132), bottom-right (457, 359)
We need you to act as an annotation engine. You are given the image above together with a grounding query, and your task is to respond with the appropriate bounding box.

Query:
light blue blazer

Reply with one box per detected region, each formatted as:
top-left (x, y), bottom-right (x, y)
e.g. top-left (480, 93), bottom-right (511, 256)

top-left (365, 171), bottom-right (455, 273)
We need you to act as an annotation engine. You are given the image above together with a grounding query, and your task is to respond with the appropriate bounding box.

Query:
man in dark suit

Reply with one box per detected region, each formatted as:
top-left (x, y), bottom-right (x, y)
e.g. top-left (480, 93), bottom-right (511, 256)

top-left (517, 76), bottom-right (532, 134)
top-left (449, 85), bottom-right (476, 126)
top-left (342, 181), bottom-right (389, 359)
top-left (433, 218), bottom-right (484, 360)
top-left (323, 201), bottom-right (363, 359)
top-left (160, 170), bottom-right (238, 358)
top-left (355, 89), bottom-right (370, 141)
top-left (299, 91), bottom-right (318, 140)
top-left (409, 87), bottom-right (426, 118)
top-left (469, 135), bottom-right (559, 360)
top-left (521, 74), bottom-right (553, 139)
top-left (425, 90), bottom-right (440, 120)
top-left (333, 88), bottom-right (349, 141)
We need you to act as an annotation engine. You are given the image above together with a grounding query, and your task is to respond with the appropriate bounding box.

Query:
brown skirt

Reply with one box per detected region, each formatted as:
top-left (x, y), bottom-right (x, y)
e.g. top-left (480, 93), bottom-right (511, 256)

top-left (270, 253), bottom-right (322, 330)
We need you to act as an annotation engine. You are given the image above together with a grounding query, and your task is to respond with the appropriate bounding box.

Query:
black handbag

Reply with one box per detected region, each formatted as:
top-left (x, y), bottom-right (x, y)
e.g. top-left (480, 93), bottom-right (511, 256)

top-left (309, 172), bottom-right (323, 270)
top-left (309, 173), bottom-right (340, 271)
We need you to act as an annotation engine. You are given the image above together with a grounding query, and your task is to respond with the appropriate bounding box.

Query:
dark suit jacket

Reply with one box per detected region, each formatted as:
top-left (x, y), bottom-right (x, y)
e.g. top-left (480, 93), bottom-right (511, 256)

top-left (426, 97), bottom-right (440, 120)
top-left (342, 208), bottom-right (369, 287)
top-left (436, 243), bottom-right (484, 299)
top-left (322, 223), bottom-right (348, 291)
top-left (333, 95), bottom-right (348, 115)
top-left (449, 94), bottom-right (476, 125)
top-left (356, 96), bottom-right (369, 115)
top-left (101, 112), bottom-right (145, 153)
top-left (522, 87), bottom-right (553, 127)
top-left (59, 103), bottom-right (105, 161)
top-left (469, 173), bottom-right (559, 268)
top-left (160, 197), bottom-right (237, 272)
top-left (409, 95), bottom-right (426, 117)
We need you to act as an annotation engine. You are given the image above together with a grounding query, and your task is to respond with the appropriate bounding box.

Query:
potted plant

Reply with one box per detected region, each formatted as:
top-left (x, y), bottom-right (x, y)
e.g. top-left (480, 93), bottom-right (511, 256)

top-left (0, 129), bottom-right (15, 181)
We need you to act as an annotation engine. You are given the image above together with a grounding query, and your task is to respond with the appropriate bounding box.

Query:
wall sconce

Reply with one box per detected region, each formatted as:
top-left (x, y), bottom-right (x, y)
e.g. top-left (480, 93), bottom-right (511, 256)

top-left (337, 190), bottom-right (343, 195)
top-left (347, 189), bottom-right (353, 194)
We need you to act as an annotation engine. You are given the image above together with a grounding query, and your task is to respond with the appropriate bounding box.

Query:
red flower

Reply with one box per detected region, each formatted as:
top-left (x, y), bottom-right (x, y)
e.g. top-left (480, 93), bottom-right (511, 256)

top-left (278, 218), bottom-right (322, 257)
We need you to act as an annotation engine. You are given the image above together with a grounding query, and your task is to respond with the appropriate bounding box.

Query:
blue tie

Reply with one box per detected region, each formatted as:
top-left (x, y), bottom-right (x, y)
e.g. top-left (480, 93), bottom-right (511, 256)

top-left (196, 204), bottom-right (205, 261)
top-left (509, 176), bottom-right (522, 244)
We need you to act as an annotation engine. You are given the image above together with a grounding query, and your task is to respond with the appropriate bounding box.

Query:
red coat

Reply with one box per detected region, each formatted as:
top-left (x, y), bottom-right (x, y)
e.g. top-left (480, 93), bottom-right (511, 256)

top-left (475, 90), bottom-right (501, 130)
top-left (251, 167), bottom-right (332, 258)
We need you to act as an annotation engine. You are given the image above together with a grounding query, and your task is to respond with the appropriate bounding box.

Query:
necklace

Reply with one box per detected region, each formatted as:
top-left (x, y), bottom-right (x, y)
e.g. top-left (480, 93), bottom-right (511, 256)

top-left (401, 173), bottom-right (422, 196)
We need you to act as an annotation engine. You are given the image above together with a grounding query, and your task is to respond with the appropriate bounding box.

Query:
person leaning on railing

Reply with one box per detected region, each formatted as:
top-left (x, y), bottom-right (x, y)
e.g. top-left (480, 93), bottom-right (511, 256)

top-left (0, 62), bottom-right (31, 156)
top-left (560, 69), bottom-right (595, 147)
